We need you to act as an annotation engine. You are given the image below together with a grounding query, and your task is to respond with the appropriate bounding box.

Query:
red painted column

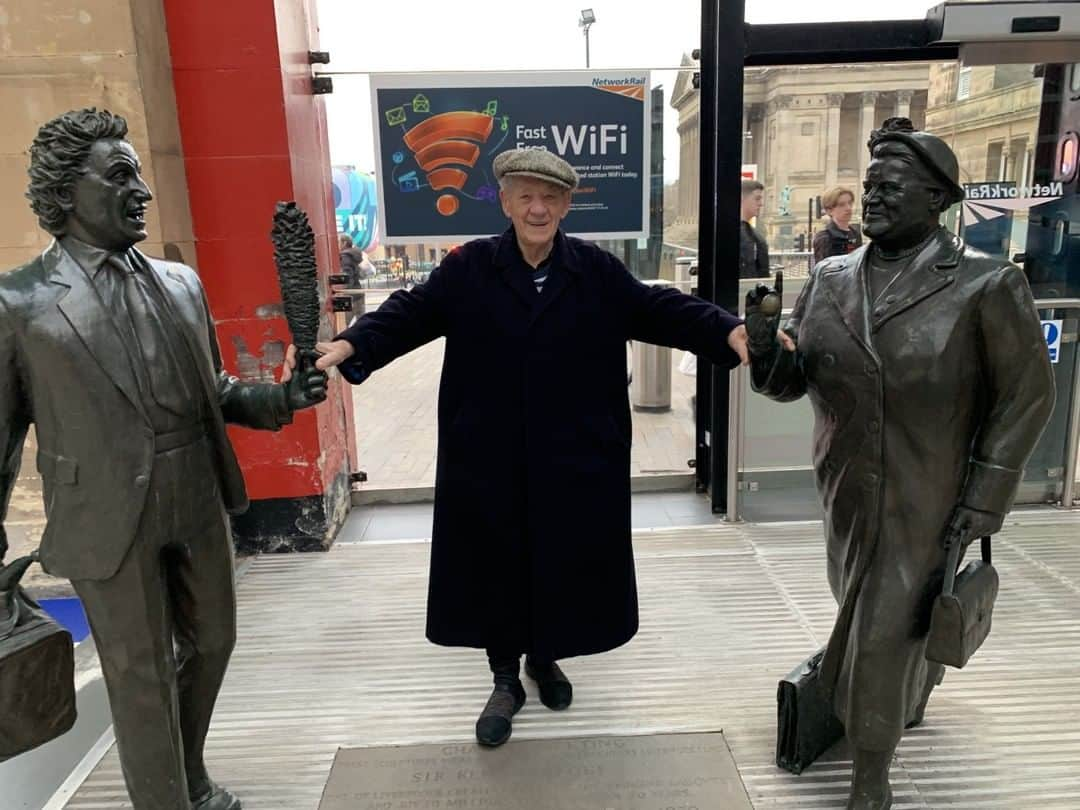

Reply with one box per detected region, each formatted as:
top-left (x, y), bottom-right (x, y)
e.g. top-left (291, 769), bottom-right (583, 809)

top-left (162, 0), bottom-right (352, 550)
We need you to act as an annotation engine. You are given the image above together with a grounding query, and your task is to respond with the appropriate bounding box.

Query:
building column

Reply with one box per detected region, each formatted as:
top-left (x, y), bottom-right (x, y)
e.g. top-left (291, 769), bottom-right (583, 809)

top-left (999, 144), bottom-right (1011, 182)
top-left (825, 93), bottom-right (844, 190)
top-left (768, 94), bottom-right (795, 229)
top-left (895, 89), bottom-right (914, 120)
top-left (163, 0), bottom-right (353, 552)
top-left (748, 104), bottom-right (765, 182)
top-left (1020, 142), bottom-right (1032, 188)
top-left (858, 91), bottom-right (880, 185)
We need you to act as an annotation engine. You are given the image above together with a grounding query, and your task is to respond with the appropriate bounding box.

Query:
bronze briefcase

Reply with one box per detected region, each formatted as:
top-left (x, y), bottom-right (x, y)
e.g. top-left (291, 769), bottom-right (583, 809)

top-left (926, 536), bottom-right (998, 669)
top-left (0, 553), bottom-right (77, 762)
top-left (776, 646), bottom-right (845, 774)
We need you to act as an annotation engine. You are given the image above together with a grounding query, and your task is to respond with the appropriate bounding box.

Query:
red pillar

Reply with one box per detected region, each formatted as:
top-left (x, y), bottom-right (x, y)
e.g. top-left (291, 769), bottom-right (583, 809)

top-left (163, 0), bottom-right (352, 550)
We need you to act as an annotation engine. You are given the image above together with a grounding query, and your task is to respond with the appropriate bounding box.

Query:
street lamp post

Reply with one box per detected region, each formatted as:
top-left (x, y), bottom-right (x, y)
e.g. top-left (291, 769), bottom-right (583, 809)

top-left (579, 9), bottom-right (595, 68)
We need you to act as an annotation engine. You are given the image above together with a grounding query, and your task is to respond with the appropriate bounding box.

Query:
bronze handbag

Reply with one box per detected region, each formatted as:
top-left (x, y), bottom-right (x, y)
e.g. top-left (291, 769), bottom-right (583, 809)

top-left (926, 536), bottom-right (998, 669)
top-left (0, 553), bottom-right (77, 761)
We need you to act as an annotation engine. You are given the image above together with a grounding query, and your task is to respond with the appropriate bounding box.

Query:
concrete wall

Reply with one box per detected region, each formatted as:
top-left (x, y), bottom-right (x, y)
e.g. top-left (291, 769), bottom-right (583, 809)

top-left (0, 0), bottom-right (195, 271)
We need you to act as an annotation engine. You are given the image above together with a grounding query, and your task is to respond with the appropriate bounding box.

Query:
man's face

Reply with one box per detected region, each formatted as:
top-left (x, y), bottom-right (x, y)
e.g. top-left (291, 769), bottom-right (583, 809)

top-left (861, 152), bottom-right (941, 244)
top-left (829, 194), bottom-right (854, 226)
top-left (66, 139), bottom-right (153, 251)
top-left (742, 189), bottom-right (764, 221)
top-left (499, 176), bottom-right (571, 251)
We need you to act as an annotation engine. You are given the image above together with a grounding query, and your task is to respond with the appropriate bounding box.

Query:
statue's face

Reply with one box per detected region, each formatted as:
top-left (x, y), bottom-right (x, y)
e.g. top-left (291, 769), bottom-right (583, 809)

top-left (66, 139), bottom-right (153, 251)
top-left (861, 152), bottom-right (942, 246)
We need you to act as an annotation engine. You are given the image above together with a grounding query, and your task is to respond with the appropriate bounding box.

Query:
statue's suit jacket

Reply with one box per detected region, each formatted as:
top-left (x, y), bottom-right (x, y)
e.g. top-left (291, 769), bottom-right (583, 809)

top-left (0, 241), bottom-right (291, 581)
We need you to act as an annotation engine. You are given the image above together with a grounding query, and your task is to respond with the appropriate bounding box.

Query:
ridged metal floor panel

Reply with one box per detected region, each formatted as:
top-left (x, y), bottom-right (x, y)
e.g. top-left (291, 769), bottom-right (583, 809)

top-left (66, 511), bottom-right (1080, 809)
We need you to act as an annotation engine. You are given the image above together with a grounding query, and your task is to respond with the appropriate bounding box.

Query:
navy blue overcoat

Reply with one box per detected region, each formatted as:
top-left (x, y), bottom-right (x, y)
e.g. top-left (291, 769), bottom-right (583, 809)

top-left (338, 227), bottom-right (741, 659)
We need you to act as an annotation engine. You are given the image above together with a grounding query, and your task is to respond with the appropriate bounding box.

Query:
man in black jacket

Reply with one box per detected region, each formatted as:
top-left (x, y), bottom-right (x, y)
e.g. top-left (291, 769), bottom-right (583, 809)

top-left (739, 179), bottom-right (770, 278)
top-left (315, 148), bottom-right (750, 747)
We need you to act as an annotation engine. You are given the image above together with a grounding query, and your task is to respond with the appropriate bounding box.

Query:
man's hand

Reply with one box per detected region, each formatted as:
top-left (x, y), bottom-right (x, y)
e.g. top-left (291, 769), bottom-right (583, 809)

top-left (727, 325), bottom-right (749, 366)
top-left (944, 505), bottom-right (1004, 550)
top-left (313, 340), bottom-right (356, 371)
top-left (280, 344), bottom-right (328, 411)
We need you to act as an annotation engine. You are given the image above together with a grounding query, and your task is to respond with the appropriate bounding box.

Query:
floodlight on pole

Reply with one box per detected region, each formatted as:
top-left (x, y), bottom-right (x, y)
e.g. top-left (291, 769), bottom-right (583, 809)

top-left (579, 9), bottom-right (595, 68)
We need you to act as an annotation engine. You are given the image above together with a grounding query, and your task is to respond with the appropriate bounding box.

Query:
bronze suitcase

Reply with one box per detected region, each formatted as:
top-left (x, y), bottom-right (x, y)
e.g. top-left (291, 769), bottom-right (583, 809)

top-left (0, 554), bottom-right (77, 761)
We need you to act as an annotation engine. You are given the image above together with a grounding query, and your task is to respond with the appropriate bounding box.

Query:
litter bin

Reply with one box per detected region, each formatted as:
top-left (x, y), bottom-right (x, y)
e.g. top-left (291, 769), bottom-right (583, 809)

top-left (630, 280), bottom-right (672, 412)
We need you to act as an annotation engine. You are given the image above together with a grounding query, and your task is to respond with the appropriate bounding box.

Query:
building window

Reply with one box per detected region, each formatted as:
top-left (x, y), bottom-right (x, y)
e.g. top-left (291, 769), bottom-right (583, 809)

top-left (957, 67), bottom-right (972, 100)
top-left (800, 122), bottom-right (815, 136)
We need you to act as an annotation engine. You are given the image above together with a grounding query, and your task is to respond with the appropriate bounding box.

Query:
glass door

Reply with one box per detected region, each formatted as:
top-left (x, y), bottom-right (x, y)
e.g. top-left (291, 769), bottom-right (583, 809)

top-left (724, 53), bottom-right (1080, 519)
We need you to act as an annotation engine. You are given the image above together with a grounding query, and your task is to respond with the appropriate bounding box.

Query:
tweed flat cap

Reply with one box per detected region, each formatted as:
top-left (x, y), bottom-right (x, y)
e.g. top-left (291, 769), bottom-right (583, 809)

top-left (493, 148), bottom-right (579, 189)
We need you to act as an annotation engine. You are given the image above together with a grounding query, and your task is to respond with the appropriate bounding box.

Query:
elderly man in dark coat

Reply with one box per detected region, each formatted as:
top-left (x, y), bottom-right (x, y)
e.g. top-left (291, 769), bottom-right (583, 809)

top-left (316, 148), bottom-right (749, 746)
top-left (746, 118), bottom-right (1055, 810)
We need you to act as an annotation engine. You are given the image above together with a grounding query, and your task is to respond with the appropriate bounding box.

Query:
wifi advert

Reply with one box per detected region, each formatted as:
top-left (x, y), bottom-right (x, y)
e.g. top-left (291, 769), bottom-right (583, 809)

top-left (370, 71), bottom-right (650, 244)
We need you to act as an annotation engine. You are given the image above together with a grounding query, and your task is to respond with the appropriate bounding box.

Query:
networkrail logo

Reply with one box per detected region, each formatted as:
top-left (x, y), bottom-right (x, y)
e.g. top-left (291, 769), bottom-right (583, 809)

top-left (961, 181), bottom-right (1063, 227)
top-left (592, 76), bottom-right (647, 101)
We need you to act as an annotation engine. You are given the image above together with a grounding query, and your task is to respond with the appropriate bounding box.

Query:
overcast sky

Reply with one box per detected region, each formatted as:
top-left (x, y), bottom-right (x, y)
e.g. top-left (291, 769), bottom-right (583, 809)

top-left (317, 0), bottom-right (941, 181)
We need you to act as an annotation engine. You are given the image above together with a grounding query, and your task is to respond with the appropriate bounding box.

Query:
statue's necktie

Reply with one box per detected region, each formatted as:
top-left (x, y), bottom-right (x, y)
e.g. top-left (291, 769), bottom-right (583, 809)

top-left (106, 253), bottom-right (193, 416)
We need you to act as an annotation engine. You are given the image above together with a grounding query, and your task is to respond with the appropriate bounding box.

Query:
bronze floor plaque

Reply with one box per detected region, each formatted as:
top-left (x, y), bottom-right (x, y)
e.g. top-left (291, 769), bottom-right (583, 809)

top-left (319, 732), bottom-right (752, 810)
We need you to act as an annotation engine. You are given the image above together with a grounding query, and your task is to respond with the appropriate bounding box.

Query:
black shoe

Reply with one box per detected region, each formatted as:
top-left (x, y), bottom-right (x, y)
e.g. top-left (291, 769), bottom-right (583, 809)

top-left (475, 680), bottom-right (526, 747)
top-left (525, 659), bottom-right (573, 710)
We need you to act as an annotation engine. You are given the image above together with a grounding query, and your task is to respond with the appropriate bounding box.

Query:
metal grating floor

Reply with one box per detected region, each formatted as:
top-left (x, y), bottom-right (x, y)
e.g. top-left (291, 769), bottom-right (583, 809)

top-left (66, 510), bottom-right (1080, 809)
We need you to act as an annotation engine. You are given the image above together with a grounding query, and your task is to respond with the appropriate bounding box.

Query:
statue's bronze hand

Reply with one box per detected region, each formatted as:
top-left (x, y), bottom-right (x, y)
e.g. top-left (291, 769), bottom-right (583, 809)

top-left (284, 350), bottom-right (328, 411)
top-left (944, 505), bottom-right (1003, 550)
top-left (744, 271), bottom-right (786, 357)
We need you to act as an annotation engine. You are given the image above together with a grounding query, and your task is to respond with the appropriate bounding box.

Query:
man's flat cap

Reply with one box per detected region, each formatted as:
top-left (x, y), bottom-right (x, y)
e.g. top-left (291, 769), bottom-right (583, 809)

top-left (493, 148), bottom-right (579, 190)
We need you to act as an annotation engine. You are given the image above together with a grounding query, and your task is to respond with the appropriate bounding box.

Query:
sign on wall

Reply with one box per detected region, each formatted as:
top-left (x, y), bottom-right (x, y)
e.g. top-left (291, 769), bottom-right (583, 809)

top-left (1043, 319), bottom-right (1063, 364)
top-left (332, 167), bottom-right (380, 252)
top-left (370, 71), bottom-right (651, 244)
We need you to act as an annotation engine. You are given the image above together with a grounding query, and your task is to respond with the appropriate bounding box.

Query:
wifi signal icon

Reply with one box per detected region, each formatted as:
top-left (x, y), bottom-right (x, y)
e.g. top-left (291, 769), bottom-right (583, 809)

top-left (403, 111), bottom-right (495, 216)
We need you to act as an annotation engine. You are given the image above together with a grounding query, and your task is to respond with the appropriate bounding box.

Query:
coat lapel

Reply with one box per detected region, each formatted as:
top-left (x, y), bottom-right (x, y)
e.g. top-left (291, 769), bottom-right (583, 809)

top-left (46, 241), bottom-right (148, 421)
top-left (493, 228), bottom-right (580, 329)
top-left (493, 229), bottom-right (540, 309)
top-left (818, 245), bottom-right (875, 358)
top-left (869, 230), bottom-right (960, 333)
top-left (528, 232), bottom-right (579, 329)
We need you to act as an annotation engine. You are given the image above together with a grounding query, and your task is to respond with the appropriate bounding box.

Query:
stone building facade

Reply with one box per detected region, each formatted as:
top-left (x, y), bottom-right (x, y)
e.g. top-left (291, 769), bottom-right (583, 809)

top-left (670, 56), bottom-right (1042, 253)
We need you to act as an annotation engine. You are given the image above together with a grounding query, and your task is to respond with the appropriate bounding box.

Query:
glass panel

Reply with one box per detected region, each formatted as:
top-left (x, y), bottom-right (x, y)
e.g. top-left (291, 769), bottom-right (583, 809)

top-left (931, 61), bottom-right (1080, 504)
top-left (326, 68), bottom-right (700, 491)
top-left (730, 56), bottom-right (1080, 518)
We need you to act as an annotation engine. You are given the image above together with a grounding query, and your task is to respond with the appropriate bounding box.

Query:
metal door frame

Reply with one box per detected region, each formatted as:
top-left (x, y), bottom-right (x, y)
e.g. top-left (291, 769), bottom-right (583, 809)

top-left (697, 4), bottom-right (1078, 515)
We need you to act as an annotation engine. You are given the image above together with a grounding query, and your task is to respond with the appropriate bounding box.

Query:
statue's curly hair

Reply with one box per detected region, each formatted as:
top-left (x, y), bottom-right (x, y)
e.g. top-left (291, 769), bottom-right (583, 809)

top-left (26, 109), bottom-right (129, 236)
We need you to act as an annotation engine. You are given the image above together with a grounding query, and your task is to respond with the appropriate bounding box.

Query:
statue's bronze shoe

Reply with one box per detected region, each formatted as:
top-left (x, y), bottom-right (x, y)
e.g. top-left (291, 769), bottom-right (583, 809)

top-left (191, 781), bottom-right (242, 810)
top-left (846, 785), bottom-right (892, 810)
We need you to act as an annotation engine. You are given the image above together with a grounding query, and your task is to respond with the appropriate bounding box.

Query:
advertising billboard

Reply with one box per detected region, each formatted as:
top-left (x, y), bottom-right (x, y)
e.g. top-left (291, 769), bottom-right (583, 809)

top-left (370, 71), bottom-right (651, 244)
